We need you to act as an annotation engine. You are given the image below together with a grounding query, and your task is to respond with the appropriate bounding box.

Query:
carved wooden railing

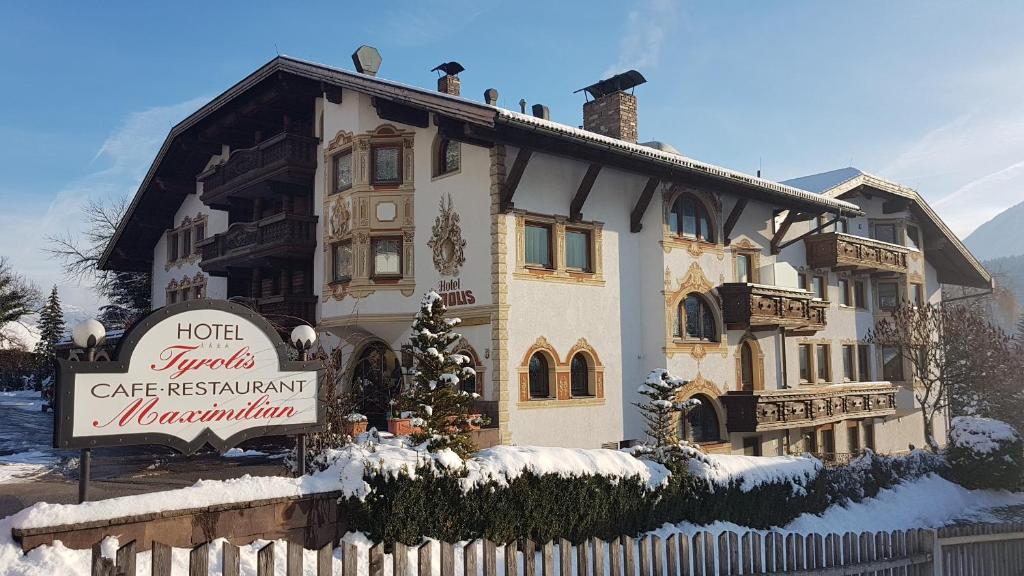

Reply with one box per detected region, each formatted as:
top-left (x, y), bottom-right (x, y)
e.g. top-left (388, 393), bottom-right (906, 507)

top-left (721, 382), bottom-right (898, 433)
top-left (199, 131), bottom-right (318, 204)
top-left (804, 232), bottom-right (910, 274)
top-left (718, 283), bottom-right (827, 333)
top-left (256, 294), bottom-right (317, 329)
top-left (197, 212), bottom-right (317, 270)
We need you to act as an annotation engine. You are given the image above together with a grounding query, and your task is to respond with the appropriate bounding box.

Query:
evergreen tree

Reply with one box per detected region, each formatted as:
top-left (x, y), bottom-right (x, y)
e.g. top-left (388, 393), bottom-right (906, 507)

top-left (633, 369), bottom-right (697, 463)
top-left (401, 291), bottom-right (478, 457)
top-left (33, 286), bottom-right (65, 382)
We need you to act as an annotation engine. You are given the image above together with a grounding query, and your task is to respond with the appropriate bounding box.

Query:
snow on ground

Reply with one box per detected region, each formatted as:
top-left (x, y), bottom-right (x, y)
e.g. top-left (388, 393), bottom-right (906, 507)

top-left (0, 451), bottom-right (54, 484)
top-left (221, 448), bottom-right (270, 458)
top-left (2, 474), bottom-right (1023, 576)
top-left (0, 391), bottom-right (43, 412)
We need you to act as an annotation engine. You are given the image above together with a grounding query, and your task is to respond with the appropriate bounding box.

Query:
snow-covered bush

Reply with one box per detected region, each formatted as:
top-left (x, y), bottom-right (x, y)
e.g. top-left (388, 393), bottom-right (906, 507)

top-left (818, 449), bottom-right (946, 506)
top-left (945, 416), bottom-right (1024, 490)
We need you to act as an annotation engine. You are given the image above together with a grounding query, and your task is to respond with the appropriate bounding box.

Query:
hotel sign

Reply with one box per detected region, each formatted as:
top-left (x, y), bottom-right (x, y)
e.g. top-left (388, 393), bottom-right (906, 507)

top-left (54, 300), bottom-right (322, 453)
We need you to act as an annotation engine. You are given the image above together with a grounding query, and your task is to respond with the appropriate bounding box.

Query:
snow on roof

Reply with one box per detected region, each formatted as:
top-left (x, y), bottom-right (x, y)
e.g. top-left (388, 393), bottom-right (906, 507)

top-left (494, 108), bottom-right (862, 214)
top-left (781, 167), bottom-right (864, 194)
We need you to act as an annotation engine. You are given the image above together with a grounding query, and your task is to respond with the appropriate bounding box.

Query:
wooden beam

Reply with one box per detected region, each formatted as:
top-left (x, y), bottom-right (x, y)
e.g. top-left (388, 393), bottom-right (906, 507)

top-left (570, 164), bottom-right (602, 221)
top-left (776, 215), bottom-right (842, 252)
top-left (501, 148), bottom-right (533, 211)
top-left (630, 178), bottom-right (660, 233)
top-left (152, 177), bottom-right (194, 197)
top-left (723, 198), bottom-right (748, 245)
top-left (770, 211), bottom-right (801, 254)
top-left (372, 98), bottom-right (430, 128)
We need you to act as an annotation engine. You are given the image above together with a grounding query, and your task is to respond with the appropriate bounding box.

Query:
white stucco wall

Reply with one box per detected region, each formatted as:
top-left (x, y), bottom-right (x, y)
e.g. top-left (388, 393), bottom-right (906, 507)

top-left (150, 186), bottom-right (228, 307)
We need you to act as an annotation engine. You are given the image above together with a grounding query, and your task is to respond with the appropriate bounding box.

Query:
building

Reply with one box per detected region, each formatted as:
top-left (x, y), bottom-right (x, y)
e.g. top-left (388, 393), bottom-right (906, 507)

top-left (99, 50), bottom-right (991, 456)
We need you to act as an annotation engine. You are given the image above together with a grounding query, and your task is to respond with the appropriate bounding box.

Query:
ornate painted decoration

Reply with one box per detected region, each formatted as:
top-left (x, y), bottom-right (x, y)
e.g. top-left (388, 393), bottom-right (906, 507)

top-left (427, 193), bottom-right (467, 277)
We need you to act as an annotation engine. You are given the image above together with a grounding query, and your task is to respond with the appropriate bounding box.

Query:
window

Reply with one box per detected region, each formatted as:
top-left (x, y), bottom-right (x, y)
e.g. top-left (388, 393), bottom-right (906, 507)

top-left (570, 354), bottom-right (591, 397)
top-left (669, 194), bottom-right (715, 242)
top-left (878, 282), bottom-right (899, 310)
top-left (565, 229), bottom-right (591, 272)
top-left (332, 241), bottom-right (353, 282)
top-left (740, 341), bottom-right (755, 391)
top-left (524, 223), bottom-right (552, 268)
top-left (816, 344), bottom-right (831, 382)
top-left (857, 345), bottom-right (871, 381)
top-left (333, 151), bottom-right (353, 194)
top-left (180, 288), bottom-right (190, 302)
top-left (804, 427), bottom-right (818, 453)
top-left (798, 273), bottom-right (810, 291)
top-left (193, 284), bottom-right (204, 300)
top-left (677, 294), bottom-right (717, 341)
top-left (167, 290), bottom-right (177, 304)
top-left (735, 253), bottom-right (753, 283)
top-left (194, 221), bottom-right (206, 244)
top-left (528, 353), bottom-right (551, 399)
top-left (799, 344), bottom-right (813, 383)
top-left (842, 345), bottom-right (856, 382)
top-left (882, 346), bottom-right (904, 381)
top-left (743, 437), bottom-right (762, 456)
top-left (819, 426), bottom-right (836, 455)
top-left (812, 275), bottom-right (827, 300)
top-left (437, 139), bottom-right (460, 175)
top-left (168, 231), bottom-right (179, 262)
top-left (906, 225), bottom-right (920, 250)
top-left (864, 421), bottom-right (876, 450)
top-left (839, 279), bottom-right (851, 306)
top-left (371, 238), bottom-right (402, 277)
top-left (854, 280), bottom-right (867, 309)
top-left (912, 283), bottom-right (924, 307)
top-left (681, 394), bottom-right (720, 443)
top-left (873, 223), bottom-right (898, 244)
top-left (371, 145), bottom-right (402, 185)
top-left (180, 228), bottom-right (191, 258)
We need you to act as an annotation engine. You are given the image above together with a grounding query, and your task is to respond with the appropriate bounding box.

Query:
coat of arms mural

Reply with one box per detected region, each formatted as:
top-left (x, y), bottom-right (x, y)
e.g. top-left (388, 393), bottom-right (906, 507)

top-left (427, 193), bottom-right (466, 276)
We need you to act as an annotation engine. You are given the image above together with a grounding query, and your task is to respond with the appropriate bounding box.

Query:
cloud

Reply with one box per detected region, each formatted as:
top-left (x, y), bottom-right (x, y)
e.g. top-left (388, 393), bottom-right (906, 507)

top-left (0, 96), bottom-right (206, 315)
top-left (603, 0), bottom-right (678, 78)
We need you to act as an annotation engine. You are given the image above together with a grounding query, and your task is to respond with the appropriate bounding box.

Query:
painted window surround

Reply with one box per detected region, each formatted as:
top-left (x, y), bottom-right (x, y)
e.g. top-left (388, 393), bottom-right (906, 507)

top-left (164, 212), bottom-right (207, 271)
top-left (513, 211), bottom-right (605, 286)
top-left (517, 336), bottom-right (605, 408)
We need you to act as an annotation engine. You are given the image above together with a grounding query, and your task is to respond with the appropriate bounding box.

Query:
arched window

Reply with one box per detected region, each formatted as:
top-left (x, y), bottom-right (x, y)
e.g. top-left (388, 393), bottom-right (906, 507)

top-left (570, 353), bottom-right (591, 397)
top-left (675, 293), bottom-right (717, 341)
top-left (681, 394), bottom-right (721, 443)
top-left (352, 343), bottom-right (401, 430)
top-left (437, 138), bottom-right (460, 176)
top-left (454, 346), bottom-right (481, 395)
top-left (740, 342), bottom-right (755, 391)
top-left (669, 194), bottom-right (715, 242)
top-left (528, 353), bottom-right (551, 399)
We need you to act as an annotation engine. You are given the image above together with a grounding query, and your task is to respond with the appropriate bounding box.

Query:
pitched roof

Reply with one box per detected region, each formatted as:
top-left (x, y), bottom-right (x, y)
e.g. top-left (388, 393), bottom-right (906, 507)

top-left (101, 56), bottom-right (861, 270)
top-left (784, 168), bottom-right (992, 289)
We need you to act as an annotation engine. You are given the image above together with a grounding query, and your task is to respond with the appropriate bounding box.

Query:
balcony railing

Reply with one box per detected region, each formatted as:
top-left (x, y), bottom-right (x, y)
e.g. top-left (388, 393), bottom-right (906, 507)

top-left (197, 212), bottom-right (317, 273)
top-left (718, 283), bottom-right (827, 334)
top-left (199, 132), bottom-right (318, 206)
top-left (257, 294), bottom-right (317, 329)
top-left (721, 382), bottom-right (898, 433)
top-left (804, 232), bottom-right (910, 274)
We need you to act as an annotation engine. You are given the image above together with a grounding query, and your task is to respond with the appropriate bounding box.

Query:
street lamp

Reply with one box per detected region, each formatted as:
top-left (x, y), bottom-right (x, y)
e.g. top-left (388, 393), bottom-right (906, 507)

top-left (290, 324), bottom-right (317, 361)
top-left (72, 319), bottom-right (106, 362)
top-left (288, 324), bottom-right (317, 478)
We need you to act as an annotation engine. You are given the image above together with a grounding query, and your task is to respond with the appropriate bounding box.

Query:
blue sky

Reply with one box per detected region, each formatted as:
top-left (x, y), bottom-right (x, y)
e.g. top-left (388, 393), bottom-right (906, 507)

top-left (3, 0), bottom-right (1024, 313)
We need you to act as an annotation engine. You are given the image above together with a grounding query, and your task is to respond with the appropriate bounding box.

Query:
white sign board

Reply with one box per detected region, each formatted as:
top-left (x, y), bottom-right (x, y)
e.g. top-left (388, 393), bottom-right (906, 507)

top-left (55, 300), bottom-right (322, 453)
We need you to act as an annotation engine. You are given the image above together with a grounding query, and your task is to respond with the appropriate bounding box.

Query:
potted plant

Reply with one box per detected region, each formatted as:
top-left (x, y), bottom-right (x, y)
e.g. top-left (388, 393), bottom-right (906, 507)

top-left (342, 413), bottom-right (368, 436)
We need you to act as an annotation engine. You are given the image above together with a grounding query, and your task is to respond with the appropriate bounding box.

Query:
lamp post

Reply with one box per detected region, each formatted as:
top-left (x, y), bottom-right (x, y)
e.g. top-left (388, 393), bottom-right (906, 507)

top-left (289, 325), bottom-right (317, 477)
top-left (71, 319), bottom-right (106, 503)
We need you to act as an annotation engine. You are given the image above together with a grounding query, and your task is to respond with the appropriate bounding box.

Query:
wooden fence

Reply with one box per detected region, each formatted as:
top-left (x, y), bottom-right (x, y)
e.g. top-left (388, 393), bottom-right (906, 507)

top-left (86, 523), bottom-right (1024, 576)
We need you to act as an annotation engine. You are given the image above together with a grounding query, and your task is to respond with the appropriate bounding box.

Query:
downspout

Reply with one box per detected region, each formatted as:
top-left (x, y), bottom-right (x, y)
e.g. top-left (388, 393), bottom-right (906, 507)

top-left (780, 327), bottom-right (788, 389)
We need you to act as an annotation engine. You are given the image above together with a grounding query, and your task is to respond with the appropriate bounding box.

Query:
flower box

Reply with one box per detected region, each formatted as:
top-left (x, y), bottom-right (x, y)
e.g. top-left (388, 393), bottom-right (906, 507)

top-left (342, 420), bottom-right (368, 436)
top-left (388, 418), bottom-right (422, 437)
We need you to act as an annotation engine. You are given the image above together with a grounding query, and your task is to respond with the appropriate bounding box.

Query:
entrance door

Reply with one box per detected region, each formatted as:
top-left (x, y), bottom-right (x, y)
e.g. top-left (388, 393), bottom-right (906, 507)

top-left (351, 343), bottom-right (402, 430)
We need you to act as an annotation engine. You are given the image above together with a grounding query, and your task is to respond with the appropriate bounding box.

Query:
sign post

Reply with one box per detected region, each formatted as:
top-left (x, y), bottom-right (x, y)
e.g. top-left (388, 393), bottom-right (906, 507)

top-left (54, 300), bottom-right (323, 476)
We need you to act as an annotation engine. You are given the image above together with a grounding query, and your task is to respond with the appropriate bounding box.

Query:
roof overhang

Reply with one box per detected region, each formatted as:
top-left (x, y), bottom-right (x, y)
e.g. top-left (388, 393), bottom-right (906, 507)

top-left (821, 173), bottom-right (992, 289)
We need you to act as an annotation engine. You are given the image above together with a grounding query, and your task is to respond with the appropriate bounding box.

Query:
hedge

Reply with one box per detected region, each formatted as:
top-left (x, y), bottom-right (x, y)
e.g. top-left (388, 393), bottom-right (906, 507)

top-left (338, 449), bottom-right (944, 545)
top-left (945, 416), bottom-right (1023, 491)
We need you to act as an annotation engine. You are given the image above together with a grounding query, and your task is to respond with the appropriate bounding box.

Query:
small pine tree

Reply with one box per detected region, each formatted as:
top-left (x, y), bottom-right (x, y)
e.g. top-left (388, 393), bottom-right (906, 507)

top-left (401, 291), bottom-right (478, 457)
top-left (33, 286), bottom-right (65, 383)
top-left (634, 369), bottom-right (695, 463)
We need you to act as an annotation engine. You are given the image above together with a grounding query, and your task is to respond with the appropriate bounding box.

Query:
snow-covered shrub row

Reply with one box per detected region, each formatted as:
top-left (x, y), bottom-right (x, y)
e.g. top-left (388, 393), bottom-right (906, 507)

top-left (945, 416), bottom-right (1024, 490)
top-left (816, 449), bottom-right (946, 507)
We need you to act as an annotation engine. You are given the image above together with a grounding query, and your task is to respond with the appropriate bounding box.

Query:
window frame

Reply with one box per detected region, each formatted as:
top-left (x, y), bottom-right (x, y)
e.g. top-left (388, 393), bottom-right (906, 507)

top-left (528, 352), bottom-right (553, 399)
top-left (569, 353), bottom-right (592, 397)
top-left (168, 230), bottom-right (179, 262)
top-left (853, 280), bottom-right (867, 309)
top-left (676, 293), bottom-right (718, 342)
top-left (735, 252), bottom-right (755, 283)
top-left (564, 227), bottom-right (593, 273)
top-left (816, 344), bottom-right (832, 383)
top-left (842, 344), bottom-right (856, 382)
top-left (799, 344), bottom-right (813, 383)
top-left (524, 221), bottom-right (554, 269)
top-left (881, 345), bottom-right (904, 382)
top-left (857, 344), bottom-right (871, 382)
top-left (331, 240), bottom-right (354, 284)
top-left (877, 281), bottom-right (899, 310)
top-left (812, 275), bottom-right (827, 300)
top-left (873, 223), bottom-right (899, 245)
top-left (435, 138), bottom-right (461, 177)
top-left (370, 236), bottom-right (403, 279)
top-left (669, 193), bottom-right (716, 243)
top-left (332, 150), bottom-right (354, 194)
top-left (838, 278), bottom-right (851, 307)
top-left (370, 144), bottom-right (403, 186)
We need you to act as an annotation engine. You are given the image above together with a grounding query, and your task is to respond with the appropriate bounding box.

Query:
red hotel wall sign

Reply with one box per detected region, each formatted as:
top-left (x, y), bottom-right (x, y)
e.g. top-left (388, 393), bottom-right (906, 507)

top-left (54, 300), bottom-right (323, 454)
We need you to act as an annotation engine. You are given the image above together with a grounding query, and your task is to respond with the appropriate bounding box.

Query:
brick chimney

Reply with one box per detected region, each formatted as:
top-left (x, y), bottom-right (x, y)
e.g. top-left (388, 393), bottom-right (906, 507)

top-left (583, 91), bottom-right (638, 143)
top-left (438, 74), bottom-right (460, 96)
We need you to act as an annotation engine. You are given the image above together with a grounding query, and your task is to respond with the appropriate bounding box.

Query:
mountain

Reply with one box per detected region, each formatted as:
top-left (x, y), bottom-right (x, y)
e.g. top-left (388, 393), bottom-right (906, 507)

top-left (965, 200), bottom-right (1024, 261)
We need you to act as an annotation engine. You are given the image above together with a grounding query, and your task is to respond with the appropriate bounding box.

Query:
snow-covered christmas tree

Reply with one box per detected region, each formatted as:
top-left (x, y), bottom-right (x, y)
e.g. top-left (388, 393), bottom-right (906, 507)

top-left (401, 291), bottom-right (479, 457)
top-left (634, 368), bottom-right (697, 463)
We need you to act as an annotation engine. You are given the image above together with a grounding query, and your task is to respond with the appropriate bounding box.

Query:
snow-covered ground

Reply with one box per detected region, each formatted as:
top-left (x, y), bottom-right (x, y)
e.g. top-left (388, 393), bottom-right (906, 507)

top-left (1, 473), bottom-right (1022, 576)
top-left (0, 391), bottom-right (44, 413)
top-left (0, 391), bottom-right (58, 484)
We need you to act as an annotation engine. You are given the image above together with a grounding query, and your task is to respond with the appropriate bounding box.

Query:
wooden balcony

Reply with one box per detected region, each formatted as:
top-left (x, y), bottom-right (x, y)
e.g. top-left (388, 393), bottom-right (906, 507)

top-left (256, 294), bottom-right (317, 329)
top-left (199, 132), bottom-right (318, 207)
top-left (804, 232), bottom-right (909, 274)
top-left (721, 382), bottom-right (898, 433)
top-left (197, 213), bottom-right (317, 274)
top-left (718, 283), bottom-right (827, 334)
